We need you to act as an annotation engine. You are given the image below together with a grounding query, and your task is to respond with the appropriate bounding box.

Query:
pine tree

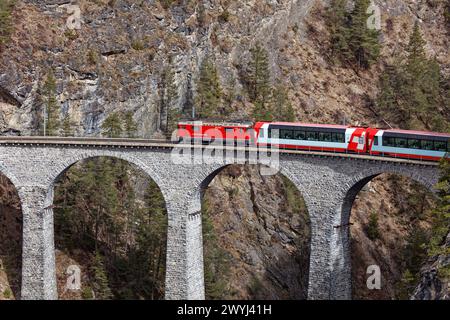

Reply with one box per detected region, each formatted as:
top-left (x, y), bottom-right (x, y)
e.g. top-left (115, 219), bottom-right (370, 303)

top-left (123, 111), bottom-right (137, 138)
top-left (61, 114), bottom-right (73, 137)
top-left (376, 23), bottom-right (446, 131)
top-left (247, 43), bottom-right (273, 121)
top-left (347, 0), bottom-right (380, 69)
top-left (247, 43), bottom-right (272, 106)
top-left (402, 23), bottom-right (442, 129)
top-left (272, 84), bottom-right (295, 122)
top-left (366, 212), bottom-right (380, 240)
top-left (160, 62), bottom-right (179, 133)
top-left (42, 71), bottom-right (60, 136)
top-left (166, 107), bottom-right (181, 140)
top-left (195, 57), bottom-right (223, 119)
top-left (91, 251), bottom-right (113, 300)
top-left (429, 159), bottom-right (450, 256)
top-left (101, 112), bottom-right (123, 138)
top-left (327, 0), bottom-right (351, 64)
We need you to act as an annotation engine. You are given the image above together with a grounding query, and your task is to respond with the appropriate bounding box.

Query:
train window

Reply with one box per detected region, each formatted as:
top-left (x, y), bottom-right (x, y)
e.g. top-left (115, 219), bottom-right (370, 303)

top-left (332, 133), bottom-right (345, 143)
top-left (383, 137), bottom-right (395, 147)
top-left (194, 126), bottom-right (201, 132)
top-left (259, 129), bottom-right (264, 138)
top-left (294, 130), bottom-right (306, 140)
top-left (280, 129), bottom-right (294, 139)
top-left (306, 131), bottom-right (318, 141)
top-left (421, 140), bottom-right (434, 150)
top-left (373, 136), bottom-right (379, 146)
top-left (434, 141), bottom-right (447, 152)
top-left (319, 132), bottom-right (332, 142)
top-left (269, 129), bottom-right (279, 139)
top-left (396, 138), bottom-right (408, 148)
top-left (407, 139), bottom-right (421, 149)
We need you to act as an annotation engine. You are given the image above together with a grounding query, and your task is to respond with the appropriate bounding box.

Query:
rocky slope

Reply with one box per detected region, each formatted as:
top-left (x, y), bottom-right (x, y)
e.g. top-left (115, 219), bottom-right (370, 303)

top-left (412, 233), bottom-right (450, 300)
top-left (203, 165), bottom-right (311, 299)
top-left (1, 0), bottom-right (448, 135)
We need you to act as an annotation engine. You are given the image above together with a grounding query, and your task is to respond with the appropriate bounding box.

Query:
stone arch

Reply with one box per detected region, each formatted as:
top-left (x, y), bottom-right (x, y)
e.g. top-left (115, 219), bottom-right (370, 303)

top-left (0, 161), bottom-right (21, 194)
top-left (0, 163), bottom-right (23, 299)
top-left (198, 162), bottom-right (312, 299)
top-left (44, 151), bottom-right (170, 211)
top-left (340, 166), bottom-right (438, 227)
top-left (332, 165), bottom-right (440, 300)
top-left (48, 152), bottom-right (170, 299)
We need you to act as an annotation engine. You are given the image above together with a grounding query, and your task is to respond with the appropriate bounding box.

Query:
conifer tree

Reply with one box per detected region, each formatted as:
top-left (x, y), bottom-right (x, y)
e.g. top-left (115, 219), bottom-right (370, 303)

top-left (429, 159), bottom-right (450, 256)
top-left (272, 84), bottom-right (295, 122)
top-left (42, 71), bottom-right (60, 136)
top-left (160, 62), bottom-right (179, 133)
top-left (123, 111), bottom-right (137, 138)
top-left (195, 57), bottom-right (223, 119)
top-left (101, 112), bottom-right (123, 138)
top-left (327, 0), bottom-right (351, 64)
top-left (376, 23), bottom-right (446, 130)
top-left (247, 43), bottom-right (273, 121)
top-left (91, 251), bottom-right (113, 300)
top-left (61, 114), bottom-right (73, 137)
top-left (247, 43), bottom-right (271, 106)
top-left (347, 0), bottom-right (380, 69)
top-left (166, 107), bottom-right (181, 140)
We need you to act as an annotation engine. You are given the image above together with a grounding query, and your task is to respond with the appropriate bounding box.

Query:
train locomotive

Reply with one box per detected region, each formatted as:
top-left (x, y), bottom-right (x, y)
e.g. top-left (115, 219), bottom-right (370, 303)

top-left (177, 121), bottom-right (450, 161)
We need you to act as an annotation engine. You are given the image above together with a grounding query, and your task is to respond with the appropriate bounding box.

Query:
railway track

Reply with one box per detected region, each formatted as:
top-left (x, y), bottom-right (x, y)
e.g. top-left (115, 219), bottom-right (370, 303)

top-left (0, 136), bottom-right (439, 166)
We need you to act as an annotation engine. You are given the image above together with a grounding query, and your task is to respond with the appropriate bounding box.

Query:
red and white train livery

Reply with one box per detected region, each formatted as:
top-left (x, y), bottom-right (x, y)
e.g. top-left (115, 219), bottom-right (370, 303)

top-left (177, 121), bottom-right (450, 161)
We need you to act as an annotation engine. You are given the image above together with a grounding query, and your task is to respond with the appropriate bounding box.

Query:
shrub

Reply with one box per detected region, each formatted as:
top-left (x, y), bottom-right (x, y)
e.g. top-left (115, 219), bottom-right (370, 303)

top-left (366, 212), bottom-right (380, 240)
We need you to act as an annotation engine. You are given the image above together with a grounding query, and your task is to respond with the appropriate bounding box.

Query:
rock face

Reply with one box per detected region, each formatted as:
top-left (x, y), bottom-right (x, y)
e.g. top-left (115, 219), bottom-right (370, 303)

top-left (412, 234), bottom-right (450, 300)
top-left (1, 0), bottom-right (448, 136)
top-left (204, 165), bottom-right (311, 299)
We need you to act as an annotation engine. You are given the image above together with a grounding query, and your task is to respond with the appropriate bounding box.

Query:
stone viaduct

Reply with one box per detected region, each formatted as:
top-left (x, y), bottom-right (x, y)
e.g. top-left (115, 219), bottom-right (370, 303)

top-left (0, 137), bottom-right (440, 300)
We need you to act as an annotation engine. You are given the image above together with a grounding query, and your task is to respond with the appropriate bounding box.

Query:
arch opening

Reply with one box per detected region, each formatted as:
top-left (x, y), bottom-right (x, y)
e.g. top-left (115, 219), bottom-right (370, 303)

top-left (344, 172), bottom-right (437, 300)
top-left (201, 164), bottom-right (311, 299)
top-left (0, 172), bottom-right (22, 300)
top-left (52, 156), bottom-right (168, 300)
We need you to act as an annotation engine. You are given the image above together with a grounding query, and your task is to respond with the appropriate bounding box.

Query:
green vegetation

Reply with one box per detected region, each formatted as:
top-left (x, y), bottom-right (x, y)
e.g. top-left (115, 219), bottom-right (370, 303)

top-left (123, 111), bottom-right (137, 138)
top-left (131, 39), bottom-right (145, 51)
top-left (327, 0), bottom-right (380, 69)
top-left (101, 111), bottom-right (138, 138)
top-left (428, 159), bottom-right (450, 262)
top-left (54, 157), bottom-right (168, 299)
top-left (366, 212), bottom-right (380, 240)
top-left (159, 61), bottom-right (181, 138)
top-left (376, 23), bottom-right (448, 131)
top-left (0, 0), bottom-right (15, 46)
top-left (101, 112), bottom-right (123, 138)
top-left (202, 197), bottom-right (231, 299)
top-left (245, 43), bottom-right (297, 122)
top-left (247, 43), bottom-right (272, 120)
top-left (195, 56), bottom-right (225, 119)
top-left (61, 114), bottom-right (74, 137)
top-left (41, 71), bottom-right (60, 136)
top-left (3, 287), bottom-right (12, 299)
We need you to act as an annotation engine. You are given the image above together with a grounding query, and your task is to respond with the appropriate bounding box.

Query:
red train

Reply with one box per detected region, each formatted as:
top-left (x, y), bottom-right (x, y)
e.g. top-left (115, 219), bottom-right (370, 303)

top-left (176, 121), bottom-right (450, 161)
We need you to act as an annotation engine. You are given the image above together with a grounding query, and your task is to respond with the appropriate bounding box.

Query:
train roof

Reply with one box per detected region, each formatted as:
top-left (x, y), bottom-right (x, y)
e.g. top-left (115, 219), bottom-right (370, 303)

top-left (267, 122), bottom-right (349, 129)
top-left (178, 120), bottom-right (253, 127)
top-left (383, 129), bottom-right (450, 138)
